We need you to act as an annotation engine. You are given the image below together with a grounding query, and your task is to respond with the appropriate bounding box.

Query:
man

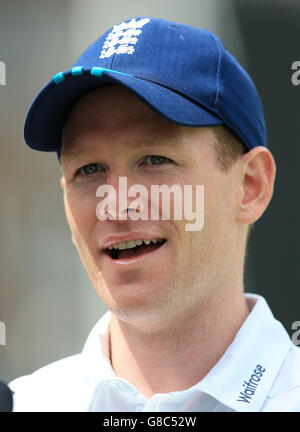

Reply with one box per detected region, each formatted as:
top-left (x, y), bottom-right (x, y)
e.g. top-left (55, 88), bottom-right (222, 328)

top-left (9, 17), bottom-right (300, 412)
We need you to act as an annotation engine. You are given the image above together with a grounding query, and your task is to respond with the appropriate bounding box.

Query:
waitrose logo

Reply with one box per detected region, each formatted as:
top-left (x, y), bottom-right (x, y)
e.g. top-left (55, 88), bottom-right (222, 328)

top-left (237, 365), bottom-right (266, 404)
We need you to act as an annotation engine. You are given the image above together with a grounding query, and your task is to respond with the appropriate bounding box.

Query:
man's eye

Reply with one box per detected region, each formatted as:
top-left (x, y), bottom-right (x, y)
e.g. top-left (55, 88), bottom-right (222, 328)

top-left (78, 163), bottom-right (101, 175)
top-left (145, 155), bottom-right (171, 166)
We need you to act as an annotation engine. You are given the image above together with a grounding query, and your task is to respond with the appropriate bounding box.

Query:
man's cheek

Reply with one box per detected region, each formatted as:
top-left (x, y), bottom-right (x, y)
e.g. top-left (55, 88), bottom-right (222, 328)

top-left (65, 202), bottom-right (89, 251)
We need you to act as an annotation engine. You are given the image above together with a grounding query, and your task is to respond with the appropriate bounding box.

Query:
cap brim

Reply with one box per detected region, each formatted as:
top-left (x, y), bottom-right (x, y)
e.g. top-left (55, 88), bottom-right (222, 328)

top-left (24, 69), bottom-right (223, 152)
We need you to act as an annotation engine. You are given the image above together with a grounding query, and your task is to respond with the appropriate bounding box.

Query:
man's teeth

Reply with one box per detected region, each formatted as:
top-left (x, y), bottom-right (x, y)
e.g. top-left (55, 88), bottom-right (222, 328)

top-left (108, 238), bottom-right (164, 250)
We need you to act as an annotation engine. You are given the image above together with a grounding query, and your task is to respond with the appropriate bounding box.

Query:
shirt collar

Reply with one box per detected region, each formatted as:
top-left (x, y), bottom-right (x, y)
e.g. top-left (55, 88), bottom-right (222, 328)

top-left (81, 310), bottom-right (115, 382)
top-left (197, 293), bottom-right (292, 411)
top-left (81, 293), bottom-right (292, 412)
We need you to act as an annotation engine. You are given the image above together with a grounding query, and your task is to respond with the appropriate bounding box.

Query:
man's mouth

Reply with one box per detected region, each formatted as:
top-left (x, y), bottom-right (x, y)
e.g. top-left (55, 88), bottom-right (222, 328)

top-left (104, 238), bottom-right (167, 260)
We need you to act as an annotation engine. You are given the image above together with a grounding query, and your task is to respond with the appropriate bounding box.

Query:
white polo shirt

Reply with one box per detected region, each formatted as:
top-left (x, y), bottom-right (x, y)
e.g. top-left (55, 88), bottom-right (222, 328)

top-left (9, 293), bottom-right (300, 412)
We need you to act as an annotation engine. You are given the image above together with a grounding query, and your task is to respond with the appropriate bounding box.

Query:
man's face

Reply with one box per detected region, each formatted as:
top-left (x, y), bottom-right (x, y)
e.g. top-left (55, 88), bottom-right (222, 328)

top-left (60, 85), bottom-right (242, 330)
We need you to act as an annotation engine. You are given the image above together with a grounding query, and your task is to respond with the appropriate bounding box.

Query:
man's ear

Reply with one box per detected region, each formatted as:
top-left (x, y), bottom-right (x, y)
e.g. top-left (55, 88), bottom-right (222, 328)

top-left (237, 147), bottom-right (276, 224)
top-left (60, 176), bottom-right (65, 191)
top-left (59, 176), bottom-right (76, 246)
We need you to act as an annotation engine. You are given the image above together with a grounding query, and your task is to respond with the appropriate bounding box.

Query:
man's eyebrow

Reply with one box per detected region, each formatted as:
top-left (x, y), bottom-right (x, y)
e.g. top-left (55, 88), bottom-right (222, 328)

top-left (60, 146), bottom-right (96, 163)
top-left (134, 135), bottom-right (184, 150)
top-left (61, 136), bottom-right (184, 162)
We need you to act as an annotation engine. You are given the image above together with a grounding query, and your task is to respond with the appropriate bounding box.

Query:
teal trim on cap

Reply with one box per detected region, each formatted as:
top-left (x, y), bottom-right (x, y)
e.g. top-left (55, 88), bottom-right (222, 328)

top-left (71, 66), bottom-right (84, 76)
top-left (52, 72), bottom-right (65, 84)
top-left (90, 67), bottom-right (133, 78)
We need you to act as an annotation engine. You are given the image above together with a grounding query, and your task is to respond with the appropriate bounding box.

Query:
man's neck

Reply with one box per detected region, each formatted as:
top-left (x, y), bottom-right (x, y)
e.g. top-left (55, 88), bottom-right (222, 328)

top-left (109, 289), bottom-right (249, 399)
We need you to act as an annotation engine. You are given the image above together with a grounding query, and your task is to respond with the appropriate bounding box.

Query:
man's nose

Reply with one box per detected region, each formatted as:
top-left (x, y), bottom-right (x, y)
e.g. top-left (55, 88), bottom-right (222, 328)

top-left (97, 175), bottom-right (147, 221)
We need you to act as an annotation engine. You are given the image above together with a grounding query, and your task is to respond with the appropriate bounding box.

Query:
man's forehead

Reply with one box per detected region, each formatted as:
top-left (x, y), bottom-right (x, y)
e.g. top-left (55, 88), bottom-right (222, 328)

top-left (60, 133), bottom-right (191, 163)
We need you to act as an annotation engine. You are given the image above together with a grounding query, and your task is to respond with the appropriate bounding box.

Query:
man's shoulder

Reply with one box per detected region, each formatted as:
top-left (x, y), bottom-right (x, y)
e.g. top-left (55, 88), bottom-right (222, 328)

top-left (9, 353), bottom-right (88, 411)
top-left (9, 354), bottom-right (81, 385)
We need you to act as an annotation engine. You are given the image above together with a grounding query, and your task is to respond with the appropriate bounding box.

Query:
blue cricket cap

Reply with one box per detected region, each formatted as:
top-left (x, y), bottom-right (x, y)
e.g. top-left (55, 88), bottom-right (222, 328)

top-left (24, 17), bottom-right (266, 157)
